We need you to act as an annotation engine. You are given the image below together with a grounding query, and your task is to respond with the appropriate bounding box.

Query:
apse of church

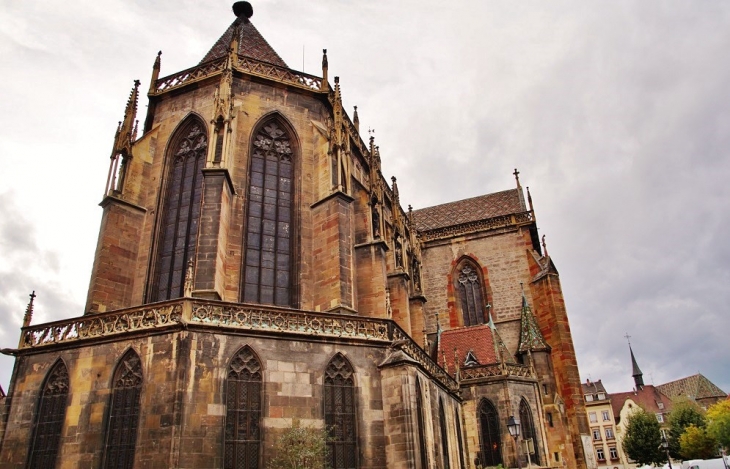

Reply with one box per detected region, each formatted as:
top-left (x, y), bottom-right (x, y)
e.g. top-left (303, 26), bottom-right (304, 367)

top-left (0, 3), bottom-right (588, 469)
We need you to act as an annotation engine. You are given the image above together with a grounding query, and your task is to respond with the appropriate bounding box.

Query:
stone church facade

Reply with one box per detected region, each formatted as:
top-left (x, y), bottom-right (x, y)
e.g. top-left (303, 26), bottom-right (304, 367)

top-left (0, 3), bottom-right (588, 468)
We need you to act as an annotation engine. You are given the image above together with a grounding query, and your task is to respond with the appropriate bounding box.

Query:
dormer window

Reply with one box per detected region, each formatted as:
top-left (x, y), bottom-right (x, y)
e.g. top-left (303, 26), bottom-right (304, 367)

top-left (597, 392), bottom-right (605, 400)
top-left (657, 401), bottom-right (664, 410)
top-left (585, 394), bottom-right (594, 402)
top-left (464, 350), bottom-right (480, 367)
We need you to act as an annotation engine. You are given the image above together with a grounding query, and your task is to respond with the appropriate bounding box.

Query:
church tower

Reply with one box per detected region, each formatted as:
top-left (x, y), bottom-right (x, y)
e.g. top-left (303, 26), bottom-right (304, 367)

top-left (0, 4), bottom-right (588, 469)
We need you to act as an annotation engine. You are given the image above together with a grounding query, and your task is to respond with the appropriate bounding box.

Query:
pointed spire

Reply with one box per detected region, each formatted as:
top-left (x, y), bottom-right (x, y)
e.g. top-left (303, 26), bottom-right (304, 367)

top-left (487, 311), bottom-right (515, 365)
top-left (517, 284), bottom-right (550, 354)
top-left (321, 49), bottom-right (329, 91)
top-left (114, 80), bottom-right (140, 157)
top-left (353, 105), bottom-right (359, 133)
top-left (149, 51), bottom-right (162, 94)
top-left (527, 186), bottom-right (534, 212)
top-left (625, 333), bottom-right (644, 389)
top-left (22, 291), bottom-right (36, 328)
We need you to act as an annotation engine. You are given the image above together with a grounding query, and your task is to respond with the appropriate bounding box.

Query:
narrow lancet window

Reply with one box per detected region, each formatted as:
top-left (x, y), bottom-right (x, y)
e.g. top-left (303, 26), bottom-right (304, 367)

top-left (439, 398), bottom-right (451, 469)
top-left (242, 119), bottom-right (295, 306)
top-left (454, 259), bottom-right (488, 326)
top-left (27, 359), bottom-right (69, 469)
top-left (416, 376), bottom-right (429, 469)
top-left (477, 399), bottom-right (502, 467)
top-left (519, 399), bottom-right (541, 465)
top-left (103, 350), bottom-right (143, 469)
top-left (225, 346), bottom-right (262, 469)
top-left (324, 354), bottom-right (358, 469)
top-left (152, 118), bottom-right (208, 301)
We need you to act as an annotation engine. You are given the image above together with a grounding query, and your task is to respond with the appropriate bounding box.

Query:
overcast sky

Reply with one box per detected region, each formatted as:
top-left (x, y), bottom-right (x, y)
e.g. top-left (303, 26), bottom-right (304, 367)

top-left (1, 0), bottom-right (728, 396)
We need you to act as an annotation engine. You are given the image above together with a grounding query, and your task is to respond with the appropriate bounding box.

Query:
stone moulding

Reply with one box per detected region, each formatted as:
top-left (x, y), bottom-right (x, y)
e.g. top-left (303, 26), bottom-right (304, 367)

top-left (18, 299), bottom-right (459, 392)
top-left (152, 55), bottom-right (323, 96)
top-left (418, 210), bottom-right (534, 243)
top-left (459, 362), bottom-right (534, 383)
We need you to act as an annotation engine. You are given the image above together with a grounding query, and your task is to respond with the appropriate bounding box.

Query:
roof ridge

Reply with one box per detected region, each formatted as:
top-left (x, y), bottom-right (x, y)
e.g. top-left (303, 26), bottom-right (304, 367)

top-left (411, 188), bottom-right (519, 214)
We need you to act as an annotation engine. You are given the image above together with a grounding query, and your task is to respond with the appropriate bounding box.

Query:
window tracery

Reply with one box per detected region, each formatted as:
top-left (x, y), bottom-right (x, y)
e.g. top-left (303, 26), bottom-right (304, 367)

top-left (225, 346), bottom-right (262, 469)
top-left (454, 260), bottom-right (488, 326)
top-left (103, 350), bottom-right (143, 469)
top-left (27, 359), bottom-right (69, 469)
top-left (242, 120), bottom-right (294, 306)
top-left (324, 354), bottom-right (357, 469)
top-left (152, 118), bottom-right (208, 301)
top-left (477, 399), bottom-right (502, 467)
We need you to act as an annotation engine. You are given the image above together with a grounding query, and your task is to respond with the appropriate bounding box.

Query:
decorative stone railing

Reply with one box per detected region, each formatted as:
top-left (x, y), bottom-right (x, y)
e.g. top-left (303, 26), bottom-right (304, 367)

top-left (152, 56), bottom-right (323, 95)
top-left (418, 211), bottom-right (535, 243)
top-left (19, 299), bottom-right (458, 392)
top-left (459, 362), bottom-right (534, 382)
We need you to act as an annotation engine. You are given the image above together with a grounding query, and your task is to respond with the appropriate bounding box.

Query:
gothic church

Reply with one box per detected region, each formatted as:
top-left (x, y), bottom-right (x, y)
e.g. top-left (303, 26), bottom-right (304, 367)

top-left (0, 3), bottom-right (589, 468)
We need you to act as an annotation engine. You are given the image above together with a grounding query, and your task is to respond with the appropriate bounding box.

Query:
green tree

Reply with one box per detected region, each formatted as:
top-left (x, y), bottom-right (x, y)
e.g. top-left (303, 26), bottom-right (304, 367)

top-left (707, 400), bottom-right (730, 451)
top-left (668, 398), bottom-right (707, 458)
top-left (268, 420), bottom-right (331, 469)
top-left (679, 424), bottom-right (719, 459)
top-left (623, 410), bottom-right (666, 466)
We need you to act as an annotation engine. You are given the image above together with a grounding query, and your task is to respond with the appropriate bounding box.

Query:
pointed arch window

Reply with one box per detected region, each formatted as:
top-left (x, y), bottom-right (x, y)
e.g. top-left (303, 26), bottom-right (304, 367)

top-left (324, 354), bottom-right (357, 469)
top-left (242, 119), bottom-right (295, 306)
top-left (454, 259), bottom-right (488, 326)
top-left (26, 359), bottom-right (69, 469)
top-left (519, 399), bottom-right (541, 466)
top-left (415, 376), bottom-right (429, 469)
top-left (225, 346), bottom-right (262, 469)
top-left (454, 407), bottom-right (466, 469)
top-left (103, 350), bottom-right (143, 469)
top-left (439, 399), bottom-right (451, 469)
top-left (477, 399), bottom-right (502, 467)
top-left (152, 118), bottom-right (208, 301)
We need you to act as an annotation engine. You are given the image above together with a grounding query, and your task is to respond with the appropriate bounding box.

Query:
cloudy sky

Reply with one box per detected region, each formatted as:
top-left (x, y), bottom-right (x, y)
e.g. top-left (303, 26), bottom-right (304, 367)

top-left (1, 1), bottom-right (729, 396)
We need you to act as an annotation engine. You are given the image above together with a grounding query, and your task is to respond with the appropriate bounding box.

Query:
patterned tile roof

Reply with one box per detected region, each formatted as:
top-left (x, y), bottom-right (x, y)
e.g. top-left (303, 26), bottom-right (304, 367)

top-left (657, 374), bottom-right (727, 401)
top-left (201, 18), bottom-right (288, 67)
top-left (436, 325), bottom-right (498, 374)
top-left (411, 189), bottom-right (524, 232)
top-left (611, 385), bottom-right (673, 420)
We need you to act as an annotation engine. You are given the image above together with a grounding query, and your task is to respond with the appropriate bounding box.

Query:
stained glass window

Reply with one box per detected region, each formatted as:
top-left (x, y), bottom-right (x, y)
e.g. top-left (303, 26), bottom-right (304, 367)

top-left (103, 350), bottom-right (143, 469)
top-left (439, 399), bottom-right (451, 469)
top-left (242, 120), bottom-right (294, 306)
top-left (324, 354), bottom-right (357, 469)
top-left (225, 346), bottom-right (262, 469)
top-left (478, 399), bottom-right (502, 467)
top-left (519, 399), bottom-right (540, 466)
top-left (26, 359), bottom-right (69, 469)
top-left (152, 118), bottom-right (208, 301)
top-left (416, 376), bottom-right (428, 469)
top-left (454, 259), bottom-right (487, 326)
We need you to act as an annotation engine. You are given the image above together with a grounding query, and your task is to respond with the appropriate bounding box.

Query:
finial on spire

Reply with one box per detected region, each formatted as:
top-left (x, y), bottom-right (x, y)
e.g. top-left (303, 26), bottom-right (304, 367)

top-left (232, 2), bottom-right (253, 20)
top-left (526, 186), bottom-right (534, 212)
top-left (353, 105), bottom-right (359, 133)
top-left (513, 168), bottom-right (521, 187)
top-left (23, 291), bottom-right (36, 328)
top-left (541, 234), bottom-right (548, 257)
top-left (149, 51), bottom-right (162, 94)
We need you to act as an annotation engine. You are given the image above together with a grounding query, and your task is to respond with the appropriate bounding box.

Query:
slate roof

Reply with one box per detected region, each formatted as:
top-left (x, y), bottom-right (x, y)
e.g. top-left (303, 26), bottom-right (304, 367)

top-left (611, 385), bottom-right (673, 422)
top-left (582, 379), bottom-right (608, 396)
top-left (657, 374), bottom-right (727, 401)
top-left (436, 325), bottom-right (498, 374)
top-left (411, 189), bottom-right (524, 232)
top-left (201, 18), bottom-right (288, 67)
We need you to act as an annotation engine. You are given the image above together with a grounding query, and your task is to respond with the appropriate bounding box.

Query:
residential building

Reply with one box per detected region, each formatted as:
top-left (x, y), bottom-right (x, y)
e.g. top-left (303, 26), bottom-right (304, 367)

top-left (582, 380), bottom-right (624, 469)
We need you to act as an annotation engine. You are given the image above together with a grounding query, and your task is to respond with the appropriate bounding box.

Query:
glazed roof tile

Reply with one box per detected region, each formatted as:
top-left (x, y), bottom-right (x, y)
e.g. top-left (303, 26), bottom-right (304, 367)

top-left (412, 189), bottom-right (524, 232)
top-left (436, 325), bottom-right (498, 374)
top-left (657, 374), bottom-right (727, 401)
top-left (201, 18), bottom-right (288, 67)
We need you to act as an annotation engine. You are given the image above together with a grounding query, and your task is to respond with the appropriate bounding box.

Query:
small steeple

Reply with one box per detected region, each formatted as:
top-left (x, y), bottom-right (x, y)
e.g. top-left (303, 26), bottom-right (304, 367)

top-left (517, 284), bottom-right (550, 354)
top-left (353, 105), bottom-right (359, 133)
top-left (22, 291), bottom-right (36, 328)
top-left (626, 334), bottom-right (644, 390)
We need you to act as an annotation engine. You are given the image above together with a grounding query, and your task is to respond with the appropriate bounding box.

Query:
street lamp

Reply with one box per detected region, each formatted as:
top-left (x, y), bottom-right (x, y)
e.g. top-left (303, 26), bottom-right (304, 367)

top-left (508, 416), bottom-right (522, 469)
top-left (661, 435), bottom-right (672, 469)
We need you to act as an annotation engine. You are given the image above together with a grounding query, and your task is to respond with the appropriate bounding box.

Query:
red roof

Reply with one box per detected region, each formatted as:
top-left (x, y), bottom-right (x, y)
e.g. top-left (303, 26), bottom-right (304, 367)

top-left (436, 325), bottom-right (498, 374)
top-left (201, 18), bottom-right (288, 67)
top-left (611, 385), bottom-right (673, 419)
top-left (412, 189), bottom-right (524, 232)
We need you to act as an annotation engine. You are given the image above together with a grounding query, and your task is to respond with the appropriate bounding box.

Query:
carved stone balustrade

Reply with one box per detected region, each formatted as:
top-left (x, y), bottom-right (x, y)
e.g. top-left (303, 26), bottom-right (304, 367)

top-left (459, 362), bottom-right (534, 383)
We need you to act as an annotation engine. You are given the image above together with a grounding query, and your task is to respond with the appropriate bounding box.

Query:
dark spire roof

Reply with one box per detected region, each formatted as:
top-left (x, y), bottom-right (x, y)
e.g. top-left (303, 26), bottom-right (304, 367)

top-left (517, 290), bottom-right (550, 353)
top-left (630, 344), bottom-right (645, 389)
top-left (200, 17), bottom-right (288, 68)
